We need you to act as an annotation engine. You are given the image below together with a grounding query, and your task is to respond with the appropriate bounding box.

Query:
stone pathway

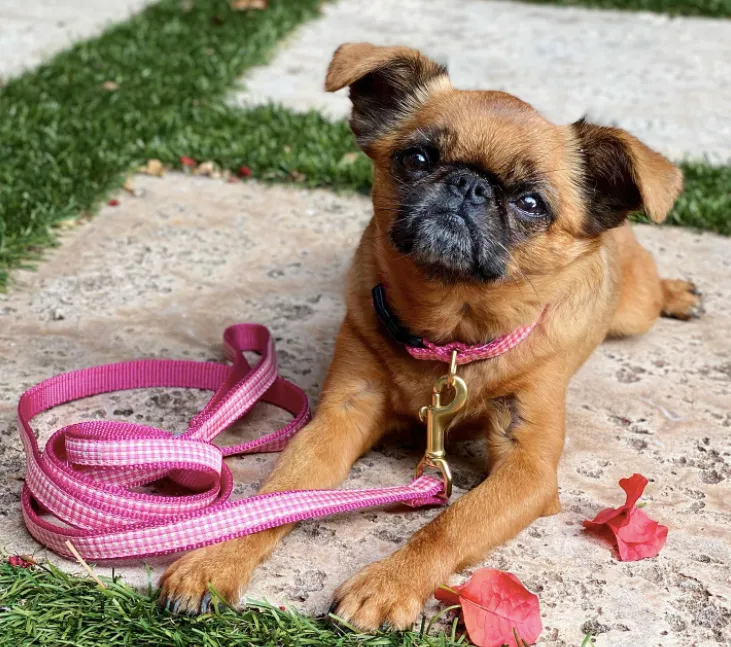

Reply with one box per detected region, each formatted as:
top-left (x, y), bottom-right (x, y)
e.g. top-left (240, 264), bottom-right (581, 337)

top-left (2, 1), bottom-right (731, 646)
top-left (0, 0), bottom-right (153, 80)
top-left (233, 0), bottom-right (731, 162)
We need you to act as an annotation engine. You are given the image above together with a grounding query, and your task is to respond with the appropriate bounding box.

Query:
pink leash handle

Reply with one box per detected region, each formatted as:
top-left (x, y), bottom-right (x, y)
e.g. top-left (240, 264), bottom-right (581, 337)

top-left (18, 324), bottom-right (444, 562)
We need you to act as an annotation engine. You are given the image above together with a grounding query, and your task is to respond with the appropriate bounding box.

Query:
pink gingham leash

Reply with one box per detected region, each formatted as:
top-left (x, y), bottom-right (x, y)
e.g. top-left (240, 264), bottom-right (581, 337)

top-left (18, 323), bottom-right (444, 562)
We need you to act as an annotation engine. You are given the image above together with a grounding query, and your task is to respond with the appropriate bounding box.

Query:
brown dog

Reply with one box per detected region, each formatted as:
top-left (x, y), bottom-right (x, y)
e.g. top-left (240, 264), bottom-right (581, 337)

top-left (159, 43), bottom-right (702, 628)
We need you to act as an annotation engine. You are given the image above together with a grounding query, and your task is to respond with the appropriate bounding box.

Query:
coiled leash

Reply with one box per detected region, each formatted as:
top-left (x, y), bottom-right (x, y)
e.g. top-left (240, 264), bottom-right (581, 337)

top-left (18, 296), bottom-right (538, 562)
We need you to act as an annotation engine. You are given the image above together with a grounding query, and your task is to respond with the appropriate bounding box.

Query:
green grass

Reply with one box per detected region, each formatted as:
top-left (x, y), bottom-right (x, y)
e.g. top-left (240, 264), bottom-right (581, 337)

top-left (145, 103), bottom-right (373, 193)
top-left (520, 0), bottom-right (731, 18)
top-left (1, 0), bottom-right (730, 289)
top-left (0, 561), bottom-right (467, 647)
top-left (665, 162), bottom-right (731, 233)
top-left (0, 0), bottom-right (331, 286)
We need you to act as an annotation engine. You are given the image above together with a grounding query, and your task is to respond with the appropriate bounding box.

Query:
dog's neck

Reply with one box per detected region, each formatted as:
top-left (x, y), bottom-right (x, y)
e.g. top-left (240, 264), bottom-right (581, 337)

top-left (378, 277), bottom-right (545, 346)
top-left (374, 260), bottom-right (530, 344)
top-left (373, 237), bottom-right (596, 346)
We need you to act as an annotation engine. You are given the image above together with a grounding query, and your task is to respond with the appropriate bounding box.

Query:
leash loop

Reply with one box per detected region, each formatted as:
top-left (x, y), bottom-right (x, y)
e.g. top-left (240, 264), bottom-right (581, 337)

top-left (17, 324), bottom-right (445, 562)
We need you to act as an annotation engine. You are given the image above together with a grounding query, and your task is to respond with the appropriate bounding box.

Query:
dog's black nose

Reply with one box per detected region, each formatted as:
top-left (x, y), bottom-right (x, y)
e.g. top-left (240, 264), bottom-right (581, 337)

top-left (447, 171), bottom-right (491, 204)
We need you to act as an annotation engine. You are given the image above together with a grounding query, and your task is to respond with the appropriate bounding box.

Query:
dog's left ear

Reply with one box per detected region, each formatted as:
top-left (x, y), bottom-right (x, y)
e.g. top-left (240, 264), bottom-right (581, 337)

top-left (571, 119), bottom-right (683, 235)
top-left (325, 42), bottom-right (450, 153)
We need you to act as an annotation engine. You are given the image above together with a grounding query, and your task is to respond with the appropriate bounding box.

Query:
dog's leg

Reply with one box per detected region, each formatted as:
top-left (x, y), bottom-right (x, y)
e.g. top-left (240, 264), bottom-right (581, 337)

top-left (332, 381), bottom-right (566, 631)
top-left (608, 224), bottom-right (702, 337)
top-left (159, 323), bottom-right (388, 614)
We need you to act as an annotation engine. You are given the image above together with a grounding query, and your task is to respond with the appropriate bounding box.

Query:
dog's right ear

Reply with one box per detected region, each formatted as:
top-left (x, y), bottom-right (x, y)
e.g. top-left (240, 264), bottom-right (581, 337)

top-left (325, 43), bottom-right (450, 153)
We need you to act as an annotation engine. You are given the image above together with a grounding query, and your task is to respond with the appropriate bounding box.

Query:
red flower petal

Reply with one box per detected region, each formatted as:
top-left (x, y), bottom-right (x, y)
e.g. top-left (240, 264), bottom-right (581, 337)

top-left (435, 569), bottom-right (542, 647)
top-left (614, 507), bottom-right (668, 561)
top-left (180, 156), bottom-right (196, 167)
top-left (107, 199), bottom-right (119, 206)
top-left (238, 165), bottom-right (253, 177)
top-left (583, 474), bottom-right (668, 561)
top-left (8, 555), bottom-right (35, 568)
top-left (435, 585), bottom-right (461, 606)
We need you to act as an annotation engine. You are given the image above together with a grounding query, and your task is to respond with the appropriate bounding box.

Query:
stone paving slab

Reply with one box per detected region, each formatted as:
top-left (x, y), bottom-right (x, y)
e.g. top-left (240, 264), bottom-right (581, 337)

top-left (232, 0), bottom-right (731, 163)
top-left (1, 174), bottom-right (729, 646)
top-left (0, 0), bottom-right (153, 80)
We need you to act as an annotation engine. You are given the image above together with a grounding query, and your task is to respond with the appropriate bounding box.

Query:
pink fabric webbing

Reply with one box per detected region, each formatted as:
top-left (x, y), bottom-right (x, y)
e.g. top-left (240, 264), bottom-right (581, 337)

top-left (406, 318), bottom-right (539, 365)
top-left (18, 324), bottom-right (444, 561)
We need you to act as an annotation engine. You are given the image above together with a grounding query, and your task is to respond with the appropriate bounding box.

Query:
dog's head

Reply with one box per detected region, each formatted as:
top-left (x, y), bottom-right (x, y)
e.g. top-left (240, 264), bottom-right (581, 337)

top-left (326, 43), bottom-right (682, 283)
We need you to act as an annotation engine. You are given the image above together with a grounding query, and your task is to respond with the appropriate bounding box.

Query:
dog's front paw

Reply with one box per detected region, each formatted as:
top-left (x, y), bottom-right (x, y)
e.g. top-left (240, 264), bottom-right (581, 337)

top-left (158, 542), bottom-right (254, 615)
top-left (331, 557), bottom-right (430, 631)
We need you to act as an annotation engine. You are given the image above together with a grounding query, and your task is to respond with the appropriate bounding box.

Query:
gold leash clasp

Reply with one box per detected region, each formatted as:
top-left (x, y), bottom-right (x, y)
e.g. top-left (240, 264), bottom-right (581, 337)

top-left (415, 351), bottom-right (468, 500)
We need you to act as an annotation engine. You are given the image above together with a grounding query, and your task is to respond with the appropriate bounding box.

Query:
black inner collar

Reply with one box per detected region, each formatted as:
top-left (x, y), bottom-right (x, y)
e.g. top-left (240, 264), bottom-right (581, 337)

top-left (371, 284), bottom-right (425, 348)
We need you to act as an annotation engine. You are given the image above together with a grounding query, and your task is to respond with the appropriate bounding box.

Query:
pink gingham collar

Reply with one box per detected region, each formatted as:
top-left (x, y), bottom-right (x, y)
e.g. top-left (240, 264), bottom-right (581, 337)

top-left (372, 284), bottom-right (543, 365)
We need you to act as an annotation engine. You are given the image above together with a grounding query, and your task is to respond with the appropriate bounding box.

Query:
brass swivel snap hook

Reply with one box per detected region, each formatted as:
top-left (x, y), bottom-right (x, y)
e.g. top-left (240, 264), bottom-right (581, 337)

top-left (415, 351), bottom-right (468, 500)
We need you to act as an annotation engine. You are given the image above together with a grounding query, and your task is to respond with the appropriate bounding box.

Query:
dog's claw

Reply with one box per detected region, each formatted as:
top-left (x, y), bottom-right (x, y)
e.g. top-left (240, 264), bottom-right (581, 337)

top-left (200, 592), bottom-right (212, 614)
top-left (171, 599), bottom-right (182, 615)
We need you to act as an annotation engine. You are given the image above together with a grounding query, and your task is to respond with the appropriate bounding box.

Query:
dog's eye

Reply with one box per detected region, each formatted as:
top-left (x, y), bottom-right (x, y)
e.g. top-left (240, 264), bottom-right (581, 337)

top-left (398, 147), bottom-right (435, 173)
top-left (513, 194), bottom-right (547, 217)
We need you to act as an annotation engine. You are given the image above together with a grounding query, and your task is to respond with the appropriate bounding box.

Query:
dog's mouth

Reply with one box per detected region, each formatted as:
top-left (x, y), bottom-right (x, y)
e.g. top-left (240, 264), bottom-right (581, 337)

top-left (414, 212), bottom-right (475, 273)
top-left (390, 207), bottom-right (507, 282)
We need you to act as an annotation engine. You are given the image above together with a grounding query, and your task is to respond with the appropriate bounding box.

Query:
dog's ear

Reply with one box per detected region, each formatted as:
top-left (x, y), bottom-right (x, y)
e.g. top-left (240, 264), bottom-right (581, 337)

top-left (571, 119), bottom-right (683, 235)
top-left (325, 42), bottom-right (450, 152)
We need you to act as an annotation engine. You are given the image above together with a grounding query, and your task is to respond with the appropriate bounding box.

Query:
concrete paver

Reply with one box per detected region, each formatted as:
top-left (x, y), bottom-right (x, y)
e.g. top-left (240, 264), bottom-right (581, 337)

top-left (233, 0), bottom-right (731, 162)
top-left (0, 0), bottom-right (153, 80)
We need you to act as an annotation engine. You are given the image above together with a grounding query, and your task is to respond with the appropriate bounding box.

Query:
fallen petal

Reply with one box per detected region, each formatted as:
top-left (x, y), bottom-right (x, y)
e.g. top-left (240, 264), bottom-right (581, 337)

top-left (583, 474), bottom-right (667, 562)
top-left (141, 159), bottom-right (166, 177)
top-left (436, 569), bottom-right (542, 647)
top-left (8, 555), bottom-right (35, 568)
top-left (434, 585), bottom-right (461, 607)
top-left (231, 0), bottom-right (267, 10)
top-left (614, 508), bottom-right (668, 561)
